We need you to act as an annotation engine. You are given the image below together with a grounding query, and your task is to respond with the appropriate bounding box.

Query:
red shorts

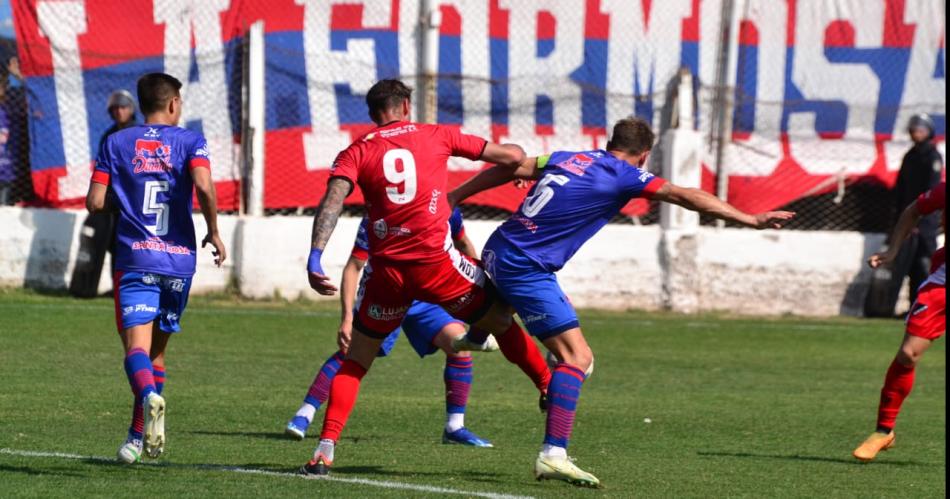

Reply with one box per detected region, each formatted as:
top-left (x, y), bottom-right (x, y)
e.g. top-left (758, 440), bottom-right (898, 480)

top-left (354, 247), bottom-right (494, 336)
top-left (905, 281), bottom-right (945, 340)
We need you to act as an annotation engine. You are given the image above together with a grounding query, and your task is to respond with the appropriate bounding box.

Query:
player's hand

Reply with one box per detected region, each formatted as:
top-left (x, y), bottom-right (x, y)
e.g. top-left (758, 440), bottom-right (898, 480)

top-left (513, 178), bottom-right (534, 190)
top-left (307, 248), bottom-right (338, 295)
top-left (337, 320), bottom-right (353, 354)
top-left (868, 251), bottom-right (897, 269)
top-left (752, 211), bottom-right (795, 229)
top-left (202, 233), bottom-right (227, 267)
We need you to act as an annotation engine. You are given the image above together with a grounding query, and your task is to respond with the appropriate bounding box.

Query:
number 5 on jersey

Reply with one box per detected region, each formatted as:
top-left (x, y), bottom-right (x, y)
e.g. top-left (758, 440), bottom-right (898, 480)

top-left (522, 174), bottom-right (570, 217)
top-left (383, 149), bottom-right (417, 204)
top-left (143, 180), bottom-right (170, 236)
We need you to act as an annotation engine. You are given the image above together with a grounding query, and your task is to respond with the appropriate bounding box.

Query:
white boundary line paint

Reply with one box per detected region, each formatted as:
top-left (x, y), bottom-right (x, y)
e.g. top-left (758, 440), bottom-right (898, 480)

top-left (0, 448), bottom-right (534, 499)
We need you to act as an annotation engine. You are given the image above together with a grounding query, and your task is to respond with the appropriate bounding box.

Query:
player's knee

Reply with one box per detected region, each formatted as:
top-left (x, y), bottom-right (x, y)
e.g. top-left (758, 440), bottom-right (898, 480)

top-left (561, 346), bottom-right (593, 375)
top-left (896, 347), bottom-right (921, 367)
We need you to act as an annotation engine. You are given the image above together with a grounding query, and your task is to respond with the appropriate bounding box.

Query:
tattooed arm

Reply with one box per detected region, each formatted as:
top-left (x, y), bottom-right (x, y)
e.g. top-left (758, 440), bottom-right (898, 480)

top-left (307, 177), bottom-right (353, 295)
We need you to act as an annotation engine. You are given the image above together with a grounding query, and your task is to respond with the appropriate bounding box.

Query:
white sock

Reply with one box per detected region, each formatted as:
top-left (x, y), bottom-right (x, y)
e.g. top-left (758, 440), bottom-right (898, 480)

top-left (541, 444), bottom-right (567, 459)
top-left (295, 403), bottom-right (317, 423)
top-left (316, 439), bottom-right (335, 462)
top-left (445, 413), bottom-right (465, 433)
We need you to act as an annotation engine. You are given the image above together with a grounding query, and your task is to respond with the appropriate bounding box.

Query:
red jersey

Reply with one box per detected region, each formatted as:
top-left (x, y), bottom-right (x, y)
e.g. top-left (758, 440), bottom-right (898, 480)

top-left (330, 121), bottom-right (486, 263)
top-left (916, 181), bottom-right (945, 269)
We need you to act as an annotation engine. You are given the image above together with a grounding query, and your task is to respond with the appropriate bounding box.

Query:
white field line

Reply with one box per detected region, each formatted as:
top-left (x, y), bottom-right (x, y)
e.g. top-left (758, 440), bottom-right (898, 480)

top-left (0, 448), bottom-right (534, 499)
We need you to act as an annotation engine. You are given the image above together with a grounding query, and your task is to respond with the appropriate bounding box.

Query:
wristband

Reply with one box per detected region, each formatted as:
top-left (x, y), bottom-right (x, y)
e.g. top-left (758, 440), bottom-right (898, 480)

top-left (307, 248), bottom-right (325, 274)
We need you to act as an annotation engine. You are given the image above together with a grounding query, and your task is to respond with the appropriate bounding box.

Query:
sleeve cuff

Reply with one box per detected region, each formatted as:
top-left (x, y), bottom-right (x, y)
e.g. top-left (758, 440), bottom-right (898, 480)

top-left (188, 157), bottom-right (211, 170)
top-left (91, 170), bottom-right (110, 185)
top-left (350, 247), bottom-right (369, 261)
top-left (641, 177), bottom-right (667, 198)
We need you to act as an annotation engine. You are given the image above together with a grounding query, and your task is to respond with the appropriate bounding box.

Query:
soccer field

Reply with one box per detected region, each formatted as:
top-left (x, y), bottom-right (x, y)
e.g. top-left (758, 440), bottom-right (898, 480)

top-left (0, 290), bottom-right (944, 498)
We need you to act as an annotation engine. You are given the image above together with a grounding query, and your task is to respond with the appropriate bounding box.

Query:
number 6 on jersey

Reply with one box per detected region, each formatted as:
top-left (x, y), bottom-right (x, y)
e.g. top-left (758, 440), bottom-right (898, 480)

top-left (383, 149), bottom-right (417, 205)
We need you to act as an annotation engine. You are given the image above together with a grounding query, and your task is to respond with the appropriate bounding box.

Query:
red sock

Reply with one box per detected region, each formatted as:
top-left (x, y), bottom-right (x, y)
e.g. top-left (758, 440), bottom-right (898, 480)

top-left (320, 360), bottom-right (368, 442)
top-left (877, 359), bottom-right (915, 432)
top-left (497, 322), bottom-right (551, 393)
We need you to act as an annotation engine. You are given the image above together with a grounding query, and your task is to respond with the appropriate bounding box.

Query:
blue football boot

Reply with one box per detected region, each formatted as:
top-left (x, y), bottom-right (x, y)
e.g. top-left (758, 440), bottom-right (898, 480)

top-left (285, 416), bottom-right (310, 441)
top-left (442, 427), bottom-right (493, 447)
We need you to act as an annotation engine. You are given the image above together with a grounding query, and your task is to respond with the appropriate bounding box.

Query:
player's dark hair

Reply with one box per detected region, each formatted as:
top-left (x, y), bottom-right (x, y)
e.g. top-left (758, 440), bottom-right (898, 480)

top-left (607, 117), bottom-right (655, 155)
top-left (137, 73), bottom-right (183, 115)
top-left (366, 79), bottom-right (413, 121)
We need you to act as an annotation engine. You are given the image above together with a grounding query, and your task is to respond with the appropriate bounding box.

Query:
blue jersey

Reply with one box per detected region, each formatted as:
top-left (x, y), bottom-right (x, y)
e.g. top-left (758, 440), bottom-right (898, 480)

top-left (352, 207), bottom-right (465, 260)
top-left (93, 124), bottom-right (211, 278)
top-left (496, 150), bottom-right (665, 272)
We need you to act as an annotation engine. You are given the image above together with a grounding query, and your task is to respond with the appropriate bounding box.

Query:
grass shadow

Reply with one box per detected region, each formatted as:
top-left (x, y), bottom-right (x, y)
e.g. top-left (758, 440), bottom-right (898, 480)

top-left (185, 430), bottom-right (291, 441)
top-left (0, 463), bottom-right (86, 478)
top-left (698, 450), bottom-right (933, 467)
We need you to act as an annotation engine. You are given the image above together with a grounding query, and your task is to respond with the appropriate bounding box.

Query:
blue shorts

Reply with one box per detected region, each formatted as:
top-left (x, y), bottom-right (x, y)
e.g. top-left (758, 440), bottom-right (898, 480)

top-left (113, 271), bottom-right (192, 333)
top-left (374, 301), bottom-right (461, 358)
top-left (482, 232), bottom-right (579, 340)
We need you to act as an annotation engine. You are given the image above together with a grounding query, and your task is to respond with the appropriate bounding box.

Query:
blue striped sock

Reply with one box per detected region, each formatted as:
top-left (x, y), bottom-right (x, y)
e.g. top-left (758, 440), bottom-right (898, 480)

top-left (544, 363), bottom-right (586, 449)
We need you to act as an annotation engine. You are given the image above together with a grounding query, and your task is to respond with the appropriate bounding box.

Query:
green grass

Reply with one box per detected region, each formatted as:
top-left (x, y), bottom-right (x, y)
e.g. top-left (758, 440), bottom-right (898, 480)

top-left (0, 289), bottom-right (944, 498)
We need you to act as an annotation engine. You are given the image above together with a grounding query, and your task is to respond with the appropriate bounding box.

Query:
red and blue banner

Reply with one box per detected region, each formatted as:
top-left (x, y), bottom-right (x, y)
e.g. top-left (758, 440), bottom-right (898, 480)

top-left (12, 0), bottom-right (946, 213)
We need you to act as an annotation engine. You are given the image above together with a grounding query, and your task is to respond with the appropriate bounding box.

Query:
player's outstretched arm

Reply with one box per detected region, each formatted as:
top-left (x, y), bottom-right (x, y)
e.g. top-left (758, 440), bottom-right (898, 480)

top-left (307, 177), bottom-right (352, 295)
top-left (652, 182), bottom-right (795, 229)
top-left (192, 167), bottom-right (227, 267)
top-left (449, 155), bottom-right (539, 207)
top-left (337, 255), bottom-right (366, 353)
top-left (869, 201), bottom-right (922, 269)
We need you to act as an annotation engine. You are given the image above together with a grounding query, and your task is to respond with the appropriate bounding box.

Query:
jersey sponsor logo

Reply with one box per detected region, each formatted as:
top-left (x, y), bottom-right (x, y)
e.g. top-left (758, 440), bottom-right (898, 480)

top-left (132, 139), bottom-right (173, 174)
top-left (514, 214), bottom-right (539, 233)
top-left (378, 124), bottom-right (417, 138)
top-left (481, 249), bottom-right (496, 276)
top-left (131, 237), bottom-right (192, 255)
top-left (373, 219), bottom-right (388, 239)
top-left (387, 226), bottom-right (412, 237)
top-left (124, 303), bottom-right (158, 316)
top-left (367, 303), bottom-right (409, 322)
top-left (194, 146), bottom-right (210, 158)
top-left (910, 303), bottom-right (929, 316)
top-left (428, 189), bottom-right (441, 214)
top-left (443, 290), bottom-right (475, 314)
top-left (165, 278), bottom-right (186, 293)
top-left (638, 170), bottom-right (655, 183)
top-left (522, 313), bottom-right (548, 324)
top-left (556, 153), bottom-right (594, 176)
top-left (144, 127), bottom-right (160, 138)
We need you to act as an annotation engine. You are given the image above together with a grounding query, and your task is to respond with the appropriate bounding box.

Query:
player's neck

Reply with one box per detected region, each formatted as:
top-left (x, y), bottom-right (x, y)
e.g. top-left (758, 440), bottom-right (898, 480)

top-left (606, 149), bottom-right (645, 166)
top-left (373, 113), bottom-right (409, 127)
top-left (144, 113), bottom-right (178, 127)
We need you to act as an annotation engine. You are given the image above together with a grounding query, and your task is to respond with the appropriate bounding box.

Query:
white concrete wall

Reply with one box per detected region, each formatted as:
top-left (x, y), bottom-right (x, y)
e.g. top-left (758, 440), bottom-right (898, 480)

top-left (0, 206), bottom-right (909, 316)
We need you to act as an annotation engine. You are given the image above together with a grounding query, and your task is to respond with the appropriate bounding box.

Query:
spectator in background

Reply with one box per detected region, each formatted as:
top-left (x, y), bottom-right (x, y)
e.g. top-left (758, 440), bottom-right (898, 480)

top-left (100, 89), bottom-right (138, 149)
top-left (887, 113), bottom-right (943, 311)
top-left (0, 69), bottom-right (14, 205)
top-left (4, 54), bottom-right (31, 204)
top-left (69, 89), bottom-right (140, 297)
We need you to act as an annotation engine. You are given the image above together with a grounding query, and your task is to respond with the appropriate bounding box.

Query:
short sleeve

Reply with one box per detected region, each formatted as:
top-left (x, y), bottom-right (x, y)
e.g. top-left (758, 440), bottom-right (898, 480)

top-left (620, 166), bottom-right (666, 200)
top-left (91, 137), bottom-right (112, 185)
top-left (187, 134), bottom-right (211, 170)
top-left (916, 182), bottom-right (945, 215)
top-left (442, 126), bottom-right (487, 161)
top-left (350, 217), bottom-right (370, 261)
top-left (330, 143), bottom-right (360, 188)
top-left (449, 208), bottom-right (465, 239)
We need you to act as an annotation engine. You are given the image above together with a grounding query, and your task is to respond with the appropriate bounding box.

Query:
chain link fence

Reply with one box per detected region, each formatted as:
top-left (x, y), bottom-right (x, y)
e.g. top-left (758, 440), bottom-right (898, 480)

top-left (9, 0), bottom-right (946, 231)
